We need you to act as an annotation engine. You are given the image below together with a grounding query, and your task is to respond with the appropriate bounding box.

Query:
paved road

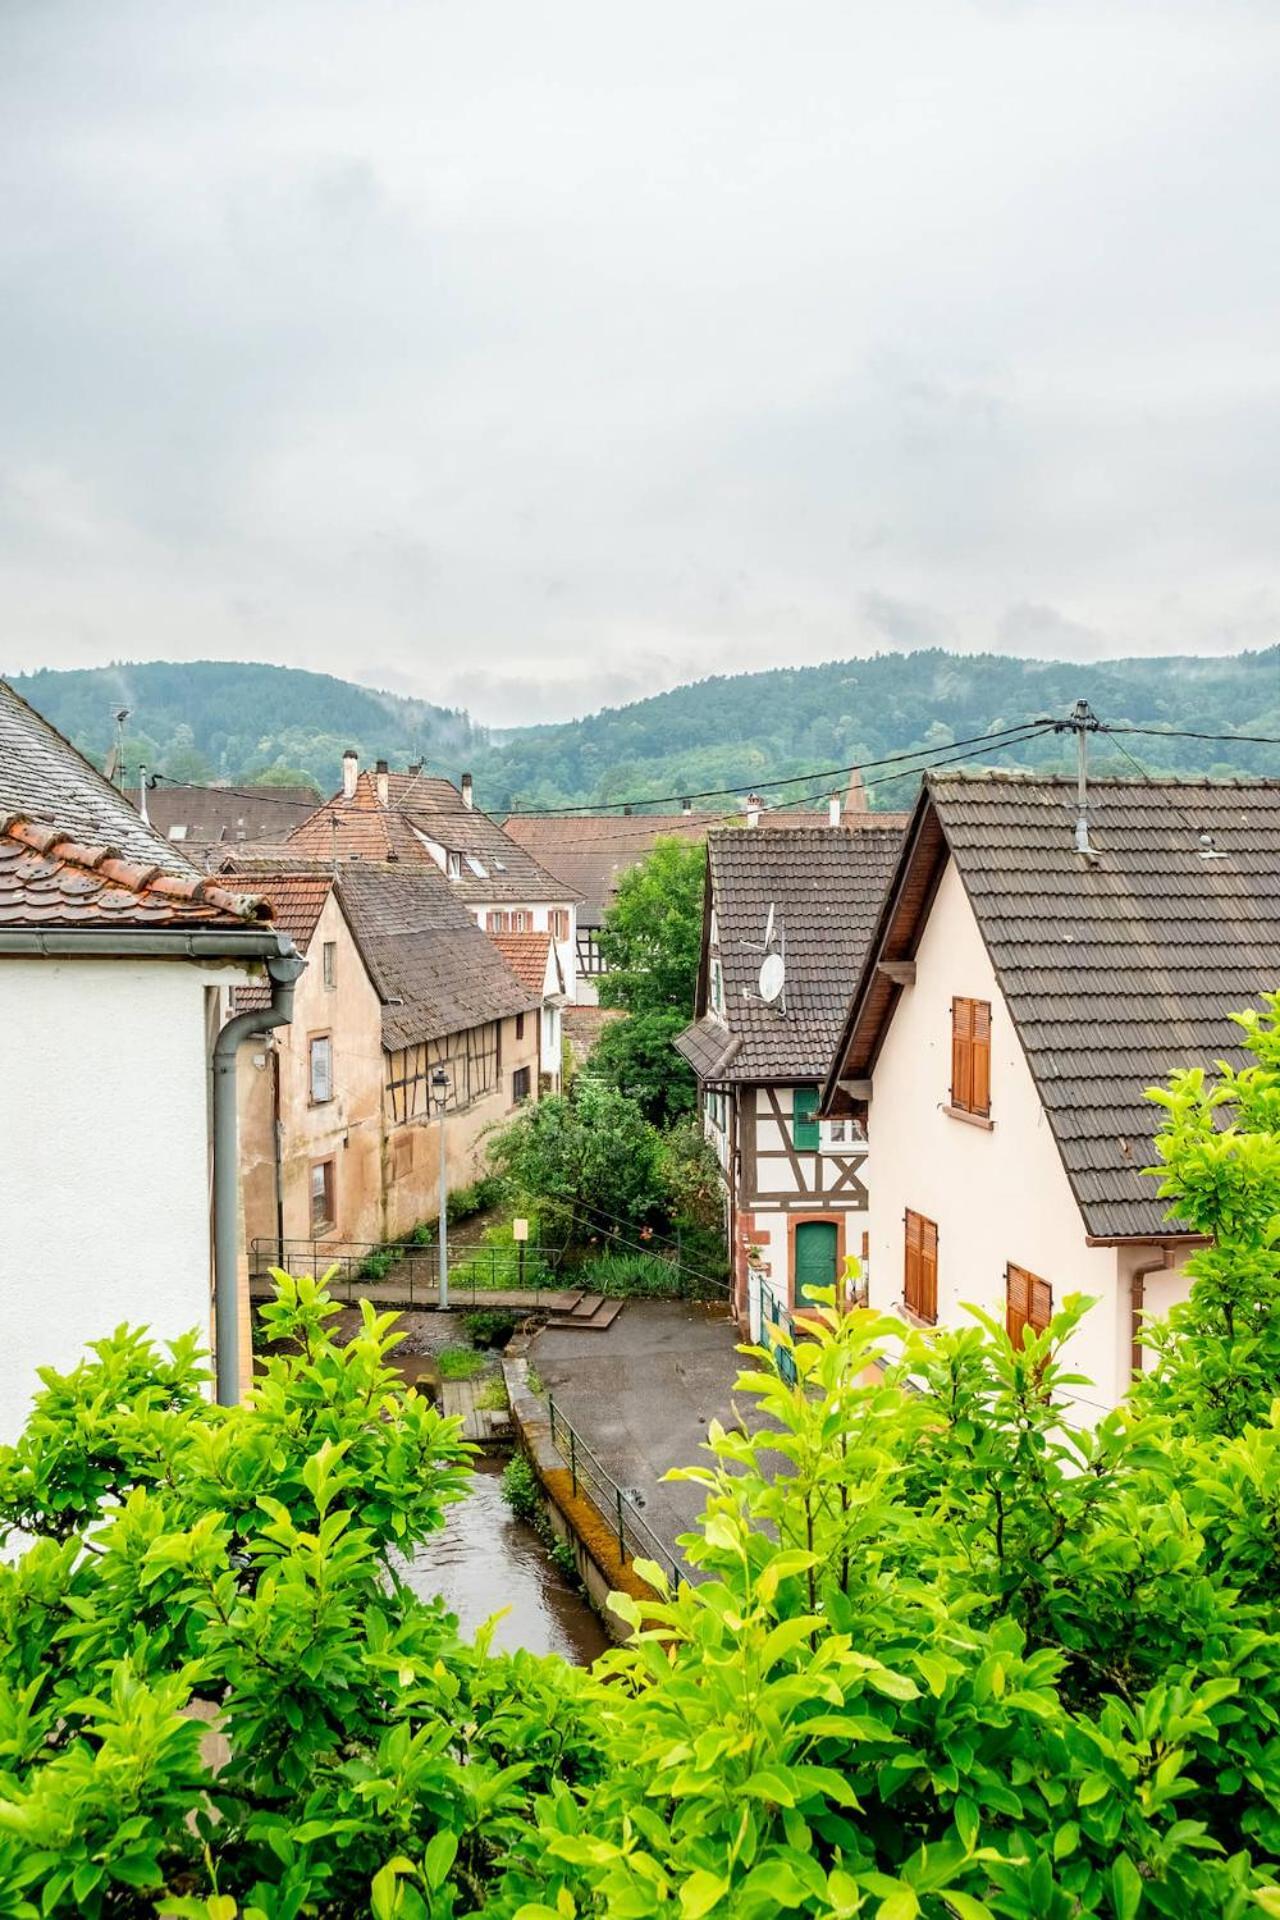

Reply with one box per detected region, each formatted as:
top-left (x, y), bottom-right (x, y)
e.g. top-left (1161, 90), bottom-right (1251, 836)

top-left (531, 1300), bottom-right (763, 1564)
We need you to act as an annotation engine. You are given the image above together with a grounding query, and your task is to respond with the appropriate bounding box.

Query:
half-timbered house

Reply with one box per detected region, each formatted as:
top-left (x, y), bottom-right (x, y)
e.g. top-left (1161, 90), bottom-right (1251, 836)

top-left (675, 819), bottom-right (904, 1335)
top-left (223, 857), bottom-right (540, 1262)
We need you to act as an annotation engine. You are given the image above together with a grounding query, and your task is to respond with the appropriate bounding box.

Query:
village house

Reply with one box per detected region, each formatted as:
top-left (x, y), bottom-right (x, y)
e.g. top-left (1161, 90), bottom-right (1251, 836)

top-left (502, 790), bottom-right (847, 1005)
top-left (821, 771), bottom-right (1280, 1417)
top-left (0, 682), bottom-right (300, 1430)
top-left (675, 808), bottom-right (905, 1336)
top-left (220, 856), bottom-right (541, 1267)
top-left (285, 753), bottom-right (582, 1003)
top-left (138, 780), bottom-right (318, 863)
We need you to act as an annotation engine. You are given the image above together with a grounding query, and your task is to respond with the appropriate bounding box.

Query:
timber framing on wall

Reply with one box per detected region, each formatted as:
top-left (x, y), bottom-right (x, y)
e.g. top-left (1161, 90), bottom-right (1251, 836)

top-left (385, 1020), bottom-right (501, 1124)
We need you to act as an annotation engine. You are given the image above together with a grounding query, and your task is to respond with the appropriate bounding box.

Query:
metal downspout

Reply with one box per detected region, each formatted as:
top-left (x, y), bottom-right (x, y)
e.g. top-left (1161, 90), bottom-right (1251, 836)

top-left (211, 953), bottom-right (306, 1406)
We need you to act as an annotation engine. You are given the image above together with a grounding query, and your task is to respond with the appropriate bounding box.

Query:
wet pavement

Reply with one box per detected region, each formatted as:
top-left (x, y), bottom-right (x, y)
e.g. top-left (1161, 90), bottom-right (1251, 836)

top-left (531, 1300), bottom-right (763, 1564)
top-left (403, 1455), bottom-right (610, 1664)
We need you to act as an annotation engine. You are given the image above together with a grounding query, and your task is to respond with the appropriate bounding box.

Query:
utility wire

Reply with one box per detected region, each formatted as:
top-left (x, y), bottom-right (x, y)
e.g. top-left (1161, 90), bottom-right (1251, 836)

top-left (1101, 724), bottom-right (1280, 747)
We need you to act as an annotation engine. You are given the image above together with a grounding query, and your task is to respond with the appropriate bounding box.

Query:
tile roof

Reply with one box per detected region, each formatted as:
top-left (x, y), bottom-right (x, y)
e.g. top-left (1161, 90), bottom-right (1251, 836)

top-left (0, 813), bottom-right (271, 929)
top-left (502, 798), bottom-right (909, 926)
top-left (334, 862), bottom-right (539, 1050)
top-left (488, 929), bottom-right (560, 995)
top-left (286, 768), bottom-right (576, 905)
top-left (0, 679), bottom-right (200, 875)
top-left (827, 773), bottom-right (1280, 1241)
top-left (675, 821), bottom-right (904, 1083)
top-left (140, 784), bottom-right (318, 852)
top-left (214, 859), bottom-right (336, 1008)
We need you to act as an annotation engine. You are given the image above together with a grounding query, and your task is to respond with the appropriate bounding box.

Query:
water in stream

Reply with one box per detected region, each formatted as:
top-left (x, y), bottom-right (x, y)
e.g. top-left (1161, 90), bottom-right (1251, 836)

top-left (403, 1455), bottom-right (611, 1666)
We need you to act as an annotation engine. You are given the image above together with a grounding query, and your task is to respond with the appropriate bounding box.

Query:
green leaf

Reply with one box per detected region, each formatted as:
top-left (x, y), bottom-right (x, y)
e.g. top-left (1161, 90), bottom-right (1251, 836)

top-left (877, 1890), bottom-right (920, 1920)
top-left (1111, 1853), bottom-right (1142, 1920)
top-left (1078, 1774), bottom-right (1111, 1807)
top-left (681, 1869), bottom-right (729, 1918)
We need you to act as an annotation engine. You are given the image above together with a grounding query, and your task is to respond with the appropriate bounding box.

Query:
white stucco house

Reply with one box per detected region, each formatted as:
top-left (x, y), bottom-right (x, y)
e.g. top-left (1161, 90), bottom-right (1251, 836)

top-left (0, 681), bottom-right (298, 1438)
top-left (821, 771), bottom-right (1280, 1419)
top-left (675, 813), bottom-right (905, 1337)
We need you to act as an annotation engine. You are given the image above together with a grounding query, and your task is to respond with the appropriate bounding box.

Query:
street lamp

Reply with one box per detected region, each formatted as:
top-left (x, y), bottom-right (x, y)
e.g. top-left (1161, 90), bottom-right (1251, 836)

top-left (431, 1067), bottom-right (450, 1310)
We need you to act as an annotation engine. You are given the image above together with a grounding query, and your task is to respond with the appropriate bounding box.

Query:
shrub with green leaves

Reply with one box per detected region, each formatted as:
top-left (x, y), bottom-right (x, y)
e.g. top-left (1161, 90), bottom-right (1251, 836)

top-left (499, 1451), bottom-right (542, 1526)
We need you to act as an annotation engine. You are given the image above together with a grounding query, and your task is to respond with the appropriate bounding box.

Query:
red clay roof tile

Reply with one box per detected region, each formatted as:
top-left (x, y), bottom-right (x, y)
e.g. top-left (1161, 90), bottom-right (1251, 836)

top-left (0, 811), bottom-right (272, 930)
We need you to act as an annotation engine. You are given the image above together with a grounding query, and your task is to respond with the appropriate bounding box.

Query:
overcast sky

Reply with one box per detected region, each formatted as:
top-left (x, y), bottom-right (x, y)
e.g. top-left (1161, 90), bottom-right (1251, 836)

top-left (2, 2), bottom-right (1278, 725)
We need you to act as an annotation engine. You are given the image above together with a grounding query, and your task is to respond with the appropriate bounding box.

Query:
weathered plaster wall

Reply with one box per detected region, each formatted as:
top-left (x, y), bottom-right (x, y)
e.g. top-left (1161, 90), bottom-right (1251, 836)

top-left (0, 956), bottom-right (244, 1441)
top-left (864, 857), bottom-right (1128, 1415)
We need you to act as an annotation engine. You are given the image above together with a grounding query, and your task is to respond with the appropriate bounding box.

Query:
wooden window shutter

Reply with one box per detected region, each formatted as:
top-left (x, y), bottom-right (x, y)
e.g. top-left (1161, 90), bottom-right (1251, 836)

top-left (920, 1217), bottom-right (938, 1322)
top-left (971, 1000), bottom-right (991, 1115)
top-left (792, 1087), bottom-right (820, 1152)
top-left (1006, 1263), bottom-right (1030, 1344)
top-left (1031, 1275), bottom-right (1052, 1332)
top-left (904, 1209), bottom-right (920, 1315)
top-left (951, 997), bottom-right (972, 1111)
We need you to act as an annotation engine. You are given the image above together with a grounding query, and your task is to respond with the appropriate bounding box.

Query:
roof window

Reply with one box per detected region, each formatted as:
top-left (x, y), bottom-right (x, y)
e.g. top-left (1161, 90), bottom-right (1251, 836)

top-left (168, 824), bottom-right (187, 841)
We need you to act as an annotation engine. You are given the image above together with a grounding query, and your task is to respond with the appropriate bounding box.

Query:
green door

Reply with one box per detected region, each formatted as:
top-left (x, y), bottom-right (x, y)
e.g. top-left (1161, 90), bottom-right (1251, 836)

top-left (794, 1220), bottom-right (839, 1307)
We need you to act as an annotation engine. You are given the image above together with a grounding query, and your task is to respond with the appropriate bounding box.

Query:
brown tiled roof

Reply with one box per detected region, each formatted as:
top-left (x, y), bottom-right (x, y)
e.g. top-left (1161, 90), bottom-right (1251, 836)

top-left (675, 821), bottom-right (904, 1083)
top-left (334, 862), bottom-right (539, 1050)
top-left (215, 860), bottom-right (336, 1009)
top-left (825, 773), bottom-right (1280, 1241)
top-left (0, 813), bottom-right (271, 929)
top-left (286, 769), bottom-right (576, 906)
top-left (502, 800), bottom-right (908, 927)
top-left (140, 784), bottom-right (318, 852)
top-left (488, 929), bottom-right (559, 995)
top-left (0, 679), bottom-right (200, 875)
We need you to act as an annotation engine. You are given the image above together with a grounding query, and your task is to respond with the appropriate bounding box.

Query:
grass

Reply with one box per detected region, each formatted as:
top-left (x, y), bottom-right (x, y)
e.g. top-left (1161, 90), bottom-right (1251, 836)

top-left (476, 1378), bottom-right (509, 1413)
top-left (437, 1346), bottom-right (492, 1382)
top-left (577, 1250), bottom-right (685, 1299)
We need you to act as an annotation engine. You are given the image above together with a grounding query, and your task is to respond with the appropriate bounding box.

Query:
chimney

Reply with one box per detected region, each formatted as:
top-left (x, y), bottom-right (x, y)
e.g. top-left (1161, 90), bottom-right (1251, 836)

top-left (409, 760), bottom-right (423, 777)
top-left (461, 772), bottom-right (473, 809)
top-left (680, 796), bottom-right (692, 816)
top-left (828, 792), bottom-right (841, 829)
top-left (375, 759), bottom-right (389, 808)
top-left (746, 794), bottom-right (761, 829)
top-left (845, 768), bottom-right (869, 816)
top-left (623, 803), bottom-right (633, 817)
top-left (341, 749), bottom-right (359, 800)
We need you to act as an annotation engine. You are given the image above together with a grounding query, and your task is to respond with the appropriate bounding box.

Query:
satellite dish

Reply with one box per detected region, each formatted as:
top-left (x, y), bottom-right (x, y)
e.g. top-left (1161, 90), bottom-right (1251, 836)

top-left (758, 951), bottom-right (786, 1005)
top-left (763, 903), bottom-right (776, 948)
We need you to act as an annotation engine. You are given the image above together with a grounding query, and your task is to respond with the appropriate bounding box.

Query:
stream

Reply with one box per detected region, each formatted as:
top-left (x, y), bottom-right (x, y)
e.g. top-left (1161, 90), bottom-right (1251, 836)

top-left (402, 1454), bottom-right (611, 1665)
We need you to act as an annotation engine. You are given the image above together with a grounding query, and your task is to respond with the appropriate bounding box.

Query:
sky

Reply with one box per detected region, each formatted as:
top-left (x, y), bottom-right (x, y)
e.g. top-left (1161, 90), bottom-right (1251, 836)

top-left (1, 1), bottom-right (1278, 727)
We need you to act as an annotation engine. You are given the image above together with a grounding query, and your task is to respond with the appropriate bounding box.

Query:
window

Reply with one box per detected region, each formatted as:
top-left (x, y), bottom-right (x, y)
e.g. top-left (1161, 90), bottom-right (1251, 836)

top-left (447, 850), bottom-right (462, 879)
top-left (950, 997), bottom-right (992, 1117)
top-left (904, 1209), bottom-right (938, 1323)
top-left (310, 1159), bottom-right (335, 1234)
top-left (322, 941), bottom-right (336, 990)
top-left (515, 1011), bottom-right (525, 1040)
top-left (167, 824), bottom-right (187, 841)
top-left (820, 1114), bottom-right (865, 1152)
top-left (792, 1087), bottom-right (820, 1152)
top-left (512, 1065), bottom-right (531, 1103)
top-left (486, 909), bottom-right (532, 933)
top-left (549, 908), bottom-right (569, 941)
top-left (710, 957), bottom-right (724, 1013)
top-left (309, 1033), bottom-right (333, 1104)
top-left (1006, 1264), bottom-right (1052, 1346)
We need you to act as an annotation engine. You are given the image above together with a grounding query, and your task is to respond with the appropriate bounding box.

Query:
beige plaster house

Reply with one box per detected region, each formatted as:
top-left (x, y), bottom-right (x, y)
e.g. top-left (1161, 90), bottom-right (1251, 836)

top-left (822, 772), bottom-right (1280, 1419)
top-left (225, 857), bottom-right (540, 1269)
top-left (675, 815), bottom-right (904, 1337)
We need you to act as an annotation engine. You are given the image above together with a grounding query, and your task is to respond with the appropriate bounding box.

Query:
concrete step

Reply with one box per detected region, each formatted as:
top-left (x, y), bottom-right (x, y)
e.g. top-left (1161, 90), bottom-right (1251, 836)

top-left (544, 1294), bottom-right (626, 1331)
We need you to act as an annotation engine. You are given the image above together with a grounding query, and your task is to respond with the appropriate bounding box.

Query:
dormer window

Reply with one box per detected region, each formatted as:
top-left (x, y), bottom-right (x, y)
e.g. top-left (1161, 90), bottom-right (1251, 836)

top-left (466, 855), bottom-right (488, 878)
top-left (447, 850), bottom-right (462, 880)
top-left (710, 957), bottom-right (724, 1013)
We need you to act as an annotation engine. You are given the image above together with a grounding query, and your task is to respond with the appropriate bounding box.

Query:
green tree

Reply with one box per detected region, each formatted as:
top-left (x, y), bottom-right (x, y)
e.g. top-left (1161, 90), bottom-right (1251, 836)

top-left (486, 1078), bottom-right (668, 1250)
top-left (594, 836), bottom-right (706, 1125)
top-left (246, 764), bottom-right (323, 795)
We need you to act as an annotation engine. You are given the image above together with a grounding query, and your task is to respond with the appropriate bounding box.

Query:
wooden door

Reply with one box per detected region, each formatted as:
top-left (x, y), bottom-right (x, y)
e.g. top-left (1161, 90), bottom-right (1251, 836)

top-left (795, 1219), bottom-right (839, 1306)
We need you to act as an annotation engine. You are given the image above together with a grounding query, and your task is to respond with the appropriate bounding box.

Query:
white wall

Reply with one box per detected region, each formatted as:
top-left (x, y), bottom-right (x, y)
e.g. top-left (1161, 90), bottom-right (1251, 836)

top-left (468, 901), bottom-right (578, 1002)
top-left (864, 859), bottom-right (1129, 1415)
top-left (0, 956), bottom-right (241, 1442)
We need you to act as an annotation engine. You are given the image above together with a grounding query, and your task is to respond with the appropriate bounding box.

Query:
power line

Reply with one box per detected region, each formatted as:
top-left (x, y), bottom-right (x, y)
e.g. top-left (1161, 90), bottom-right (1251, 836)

top-left (1101, 724), bottom-right (1280, 748)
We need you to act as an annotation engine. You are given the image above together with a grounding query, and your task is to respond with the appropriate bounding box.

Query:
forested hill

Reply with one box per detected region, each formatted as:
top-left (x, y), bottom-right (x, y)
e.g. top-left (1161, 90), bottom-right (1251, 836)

top-left (477, 647), bottom-right (1280, 809)
top-left (9, 660), bottom-right (483, 792)
top-left (10, 648), bottom-right (1277, 807)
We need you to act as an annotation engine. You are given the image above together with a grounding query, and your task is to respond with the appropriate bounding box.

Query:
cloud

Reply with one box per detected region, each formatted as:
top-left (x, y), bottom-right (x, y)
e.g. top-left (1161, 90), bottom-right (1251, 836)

top-left (1, 0), bottom-right (1277, 722)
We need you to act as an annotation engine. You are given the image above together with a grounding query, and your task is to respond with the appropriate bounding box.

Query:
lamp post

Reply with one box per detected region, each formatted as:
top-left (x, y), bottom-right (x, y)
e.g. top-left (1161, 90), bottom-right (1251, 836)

top-left (432, 1067), bottom-right (449, 1310)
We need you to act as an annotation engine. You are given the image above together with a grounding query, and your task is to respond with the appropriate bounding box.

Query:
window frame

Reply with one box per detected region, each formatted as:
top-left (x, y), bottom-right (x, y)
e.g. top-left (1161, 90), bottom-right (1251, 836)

top-left (950, 996), bottom-right (992, 1119)
top-left (515, 1011), bottom-right (525, 1041)
top-left (904, 1208), bottom-right (938, 1324)
top-left (308, 1031), bottom-right (334, 1106)
top-left (322, 940), bottom-right (336, 990)
top-left (512, 1064), bottom-right (532, 1104)
top-left (309, 1157), bottom-right (336, 1235)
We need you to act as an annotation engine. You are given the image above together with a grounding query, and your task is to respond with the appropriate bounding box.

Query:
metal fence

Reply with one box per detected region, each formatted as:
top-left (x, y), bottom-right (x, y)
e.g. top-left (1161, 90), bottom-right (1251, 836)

top-left (250, 1237), bottom-right (568, 1307)
top-left (547, 1395), bottom-right (685, 1592)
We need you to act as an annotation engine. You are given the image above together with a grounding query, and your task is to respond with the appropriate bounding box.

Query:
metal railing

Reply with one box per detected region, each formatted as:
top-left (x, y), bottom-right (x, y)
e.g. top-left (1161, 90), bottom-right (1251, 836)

top-left (249, 1237), bottom-right (568, 1307)
top-left (547, 1395), bottom-right (685, 1592)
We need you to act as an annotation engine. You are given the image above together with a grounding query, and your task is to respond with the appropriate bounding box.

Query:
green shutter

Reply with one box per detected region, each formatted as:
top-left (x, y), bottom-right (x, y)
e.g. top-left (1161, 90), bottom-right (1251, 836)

top-left (792, 1086), bottom-right (820, 1151)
